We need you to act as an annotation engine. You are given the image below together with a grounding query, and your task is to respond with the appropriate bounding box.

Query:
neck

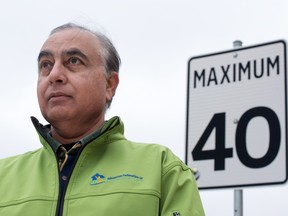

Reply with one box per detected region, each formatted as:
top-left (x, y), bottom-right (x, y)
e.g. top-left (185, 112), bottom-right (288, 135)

top-left (50, 117), bottom-right (105, 144)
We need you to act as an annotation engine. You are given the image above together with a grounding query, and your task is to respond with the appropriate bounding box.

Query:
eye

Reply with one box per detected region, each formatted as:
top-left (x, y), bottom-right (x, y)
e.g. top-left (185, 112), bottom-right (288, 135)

top-left (68, 57), bottom-right (82, 65)
top-left (42, 61), bottom-right (52, 68)
top-left (38, 60), bottom-right (53, 74)
top-left (65, 57), bottom-right (85, 71)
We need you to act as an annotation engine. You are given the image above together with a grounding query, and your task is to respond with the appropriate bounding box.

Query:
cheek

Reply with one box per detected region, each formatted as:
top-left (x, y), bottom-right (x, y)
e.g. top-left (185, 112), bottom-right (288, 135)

top-left (86, 73), bottom-right (107, 93)
top-left (87, 84), bottom-right (106, 101)
top-left (84, 80), bottom-right (107, 103)
top-left (37, 80), bottom-right (46, 107)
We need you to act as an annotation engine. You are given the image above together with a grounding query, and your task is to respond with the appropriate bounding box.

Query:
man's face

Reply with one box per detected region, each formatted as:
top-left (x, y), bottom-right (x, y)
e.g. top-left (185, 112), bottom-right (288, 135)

top-left (37, 28), bottom-right (116, 126)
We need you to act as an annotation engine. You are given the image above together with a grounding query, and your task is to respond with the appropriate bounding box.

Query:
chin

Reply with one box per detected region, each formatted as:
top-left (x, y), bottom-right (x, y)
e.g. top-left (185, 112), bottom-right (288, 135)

top-left (44, 110), bottom-right (74, 124)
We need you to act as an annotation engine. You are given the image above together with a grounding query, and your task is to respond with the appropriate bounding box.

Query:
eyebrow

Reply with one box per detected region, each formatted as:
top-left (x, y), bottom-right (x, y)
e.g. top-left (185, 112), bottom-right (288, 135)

top-left (37, 50), bottom-right (53, 62)
top-left (64, 48), bottom-right (88, 61)
top-left (37, 48), bottom-right (89, 62)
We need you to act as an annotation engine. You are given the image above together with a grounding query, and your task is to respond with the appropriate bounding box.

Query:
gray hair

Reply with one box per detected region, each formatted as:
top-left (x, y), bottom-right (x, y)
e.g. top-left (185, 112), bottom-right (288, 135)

top-left (50, 23), bottom-right (121, 75)
top-left (50, 23), bottom-right (121, 109)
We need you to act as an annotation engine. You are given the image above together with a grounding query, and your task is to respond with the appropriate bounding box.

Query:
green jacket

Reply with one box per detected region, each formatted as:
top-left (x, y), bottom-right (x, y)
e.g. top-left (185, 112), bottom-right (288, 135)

top-left (0, 116), bottom-right (205, 216)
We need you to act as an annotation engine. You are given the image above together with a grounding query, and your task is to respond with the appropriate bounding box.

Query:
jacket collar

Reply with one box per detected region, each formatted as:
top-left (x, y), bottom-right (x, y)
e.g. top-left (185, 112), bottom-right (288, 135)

top-left (30, 116), bottom-right (122, 154)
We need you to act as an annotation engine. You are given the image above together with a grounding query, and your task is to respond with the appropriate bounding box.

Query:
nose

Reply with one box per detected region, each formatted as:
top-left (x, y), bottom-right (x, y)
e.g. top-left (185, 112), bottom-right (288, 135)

top-left (48, 62), bottom-right (68, 84)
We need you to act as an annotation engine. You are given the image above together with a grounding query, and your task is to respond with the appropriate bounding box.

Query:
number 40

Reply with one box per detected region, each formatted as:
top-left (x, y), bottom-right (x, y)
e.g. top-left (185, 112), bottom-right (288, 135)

top-left (192, 106), bottom-right (281, 171)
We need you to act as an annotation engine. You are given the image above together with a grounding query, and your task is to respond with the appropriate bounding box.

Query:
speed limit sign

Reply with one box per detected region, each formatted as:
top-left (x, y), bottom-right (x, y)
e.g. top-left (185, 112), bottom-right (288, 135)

top-left (186, 40), bottom-right (287, 189)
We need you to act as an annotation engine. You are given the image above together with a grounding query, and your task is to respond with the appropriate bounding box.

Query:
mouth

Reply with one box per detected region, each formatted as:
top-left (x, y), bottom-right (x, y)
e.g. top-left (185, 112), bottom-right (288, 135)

top-left (48, 92), bottom-right (71, 101)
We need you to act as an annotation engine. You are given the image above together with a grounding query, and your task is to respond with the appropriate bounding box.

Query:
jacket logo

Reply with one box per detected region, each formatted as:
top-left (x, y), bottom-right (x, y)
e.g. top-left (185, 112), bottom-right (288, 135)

top-left (90, 172), bottom-right (143, 186)
top-left (91, 173), bottom-right (106, 185)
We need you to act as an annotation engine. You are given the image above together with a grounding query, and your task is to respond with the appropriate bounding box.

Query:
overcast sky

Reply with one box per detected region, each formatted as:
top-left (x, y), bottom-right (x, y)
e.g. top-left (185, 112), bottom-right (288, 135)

top-left (1, 0), bottom-right (288, 215)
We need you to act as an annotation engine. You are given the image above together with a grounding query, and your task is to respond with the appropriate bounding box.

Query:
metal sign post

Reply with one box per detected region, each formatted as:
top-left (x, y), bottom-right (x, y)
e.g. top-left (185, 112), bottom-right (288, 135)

top-left (233, 40), bottom-right (243, 216)
top-left (234, 189), bottom-right (243, 216)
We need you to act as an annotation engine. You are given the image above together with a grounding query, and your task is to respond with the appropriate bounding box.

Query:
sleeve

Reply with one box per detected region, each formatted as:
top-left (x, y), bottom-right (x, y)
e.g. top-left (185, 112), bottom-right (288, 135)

top-left (160, 158), bottom-right (205, 216)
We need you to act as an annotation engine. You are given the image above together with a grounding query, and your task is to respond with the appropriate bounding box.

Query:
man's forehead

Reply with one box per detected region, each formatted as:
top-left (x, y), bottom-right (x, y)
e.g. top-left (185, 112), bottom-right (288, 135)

top-left (39, 28), bottom-right (101, 57)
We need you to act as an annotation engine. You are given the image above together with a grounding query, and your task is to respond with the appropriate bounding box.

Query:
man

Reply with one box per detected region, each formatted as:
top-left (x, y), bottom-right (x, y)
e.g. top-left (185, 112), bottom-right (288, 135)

top-left (0, 23), bottom-right (205, 215)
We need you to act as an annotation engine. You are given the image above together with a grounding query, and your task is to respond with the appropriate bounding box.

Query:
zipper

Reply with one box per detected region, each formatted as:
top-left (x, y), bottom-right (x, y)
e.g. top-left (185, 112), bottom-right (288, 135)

top-left (30, 116), bottom-right (112, 216)
top-left (55, 141), bottom-right (86, 216)
top-left (53, 125), bottom-right (106, 216)
top-left (55, 159), bottom-right (64, 216)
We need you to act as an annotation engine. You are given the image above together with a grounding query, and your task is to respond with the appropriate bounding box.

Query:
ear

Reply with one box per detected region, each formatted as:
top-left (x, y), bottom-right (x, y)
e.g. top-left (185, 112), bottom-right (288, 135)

top-left (106, 72), bottom-right (119, 102)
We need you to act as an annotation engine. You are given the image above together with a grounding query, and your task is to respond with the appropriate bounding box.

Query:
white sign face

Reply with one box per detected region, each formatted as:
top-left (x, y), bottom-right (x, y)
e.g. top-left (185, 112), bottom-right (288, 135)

top-left (186, 40), bottom-right (287, 189)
